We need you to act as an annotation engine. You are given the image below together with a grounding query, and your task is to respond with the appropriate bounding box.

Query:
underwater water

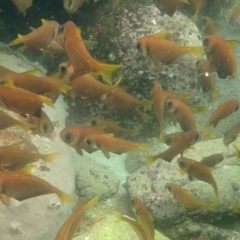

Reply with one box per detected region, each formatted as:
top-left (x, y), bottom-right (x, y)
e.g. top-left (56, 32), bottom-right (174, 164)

top-left (0, 0), bottom-right (240, 240)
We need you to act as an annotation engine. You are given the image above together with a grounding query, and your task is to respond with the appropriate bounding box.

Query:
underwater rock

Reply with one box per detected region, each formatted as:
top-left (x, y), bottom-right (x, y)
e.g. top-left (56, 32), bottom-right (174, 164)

top-left (125, 137), bottom-right (240, 240)
top-left (75, 155), bottom-right (120, 199)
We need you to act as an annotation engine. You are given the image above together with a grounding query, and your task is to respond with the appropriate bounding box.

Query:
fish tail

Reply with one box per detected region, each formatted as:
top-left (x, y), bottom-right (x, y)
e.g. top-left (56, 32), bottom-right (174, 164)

top-left (81, 195), bottom-right (100, 212)
top-left (189, 46), bottom-right (205, 58)
top-left (58, 84), bottom-right (73, 94)
top-left (97, 63), bottom-right (122, 85)
top-left (230, 200), bottom-right (240, 214)
top-left (131, 124), bottom-right (143, 136)
top-left (145, 155), bottom-right (157, 165)
top-left (198, 105), bottom-right (208, 114)
top-left (19, 121), bottom-right (35, 132)
top-left (39, 95), bottom-right (55, 109)
top-left (41, 152), bottom-right (61, 163)
top-left (232, 144), bottom-right (240, 160)
top-left (135, 110), bottom-right (153, 122)
top-left (57, 190), bottom-right (75, 204)
top-left (159, 132), bottom-right (164, 142)
top-left (9, 34), bottom-right (24, 46)
top-left (181, 0), bottom-right (190, 4)
top-left (201, 128), bottom-right (215, 139)
top-left (212, 89), bottom-right (219, 99)
top-left (207, 201), bottom-right (218, 211)
top-left (18, 165), bottom-right (36, 174)
top-left (142, 100), bottom-right (153, 110)
top-left (191, 12), bottom-right (198, 23)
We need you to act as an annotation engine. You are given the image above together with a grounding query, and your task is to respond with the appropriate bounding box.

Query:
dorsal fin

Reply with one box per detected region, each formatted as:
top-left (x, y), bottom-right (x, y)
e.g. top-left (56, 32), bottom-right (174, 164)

top-left (41, 19), bottom-right (49, 25)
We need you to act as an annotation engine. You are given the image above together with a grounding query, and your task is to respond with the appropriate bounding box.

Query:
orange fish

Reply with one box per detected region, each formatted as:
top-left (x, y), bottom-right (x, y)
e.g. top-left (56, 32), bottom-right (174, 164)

top-left (84, 134), bottom-right (148, 159)
top-left (101, 87), bottom-right (152, 121)
top-left (166, 98), bottom-right (197, 131)
top-left (152, 0), bottom-right (190, 17)
top-left (9, 19), bottom-right (60, 53)
top-left (199, 153), bottom-right (224, 167)
top-left (28, 109), bottom-right (54, 136)
top-left (69, 73), bottom-right (114, 105)
top-left (202, 99), bottom-right (239, 138)
top-left (146, 130), bottom-right (199, 164)
top-left (54, 195), bottom-right (99, 240)
top-left (202, 17), bottom-right (218, 36)
top-left (62, 21), bottom-right (121, 85)
top-left (167, 183), bottom-right (217, 212)
top-left (223, 121), bottom-right (240, 146)
top-left (164, 131), bottom-right (187, 146)
top-left (0, 142), bottom-right (60, 171)
top-left (203, 35), bottom-right (239, 79)
top-left (60, 126), bottom-right (105, 155)
top-left (0, 82), bottom-right (54, 118)
top-left (229, 3), bottom-right (240, 24)
top-left (0, 73), bottom-right (72, 95)
top-left (92, 117), bottom-right (141, 137)
top-left (137, 32), bottom-right (203, 67)
top-left (177, 157), bottom-right (219, 200)
top-left (11, 0), bottom-right (32, 16)
top-left (0, 171), bottom-right (74, 206)
top-left (0, 65), bottom-right (16, 77)
top-left (196, 59), bottom-right (219, 99)
top-left (152, 81), bottom-right (164, 142)
top-left (0, 110), bottom-right (35, 132)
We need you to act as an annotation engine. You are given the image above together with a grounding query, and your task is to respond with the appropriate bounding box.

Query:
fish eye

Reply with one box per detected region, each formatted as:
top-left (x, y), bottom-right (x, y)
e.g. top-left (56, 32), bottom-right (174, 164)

top-left (64, 133), bottom-right (73, 142)
top-left (166, 184), bottom-right (171, 192)
top-left (196, 60), bottom-right (200, 67)
top-left (130, 198), bottom-right (135, 206)
top-left (43, 123), bottom-right (48, 132)
top-left (136, 42), bottom-right (141, 51)
top-left (167, 100), bottom-right (173, 109)
top-left (59, 64), bottom-right (67, 74)
top-left (195, 133), bottom-right (200, 141)
top-left (178, 160), bottom-right (185, 168)
top-left (203, 18), bottom-right (207, 24)
top-left (86, 139), bottom-right (92, 146)
top-left (165, 138), bottom-right (171, 145)
top-left (91, 120), bottom-right (97, 126)
top-left (203, 38), bottom-right (209, 46)
top-left (234, 105), bottom-right (239, 112)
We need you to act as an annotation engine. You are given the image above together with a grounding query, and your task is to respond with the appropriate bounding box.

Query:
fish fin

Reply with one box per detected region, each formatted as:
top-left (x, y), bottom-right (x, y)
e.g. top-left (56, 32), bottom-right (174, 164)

top-left (92, 124), bottom-right (106, 131)
top-left (134, 109), bottom-right (153, 122)
top-left (226, 40), bottom-right (240, 48)
top-left (3, 80), bottom-right (15, 87)
top-left (0, 193), bottom-right (11, 207)
top-left (152, 30), bottom-right (168, 39)
top-left (103, 151), bottom-right (110, 159)
top-left (23, 69), bottom-right (39, 75)
top-left (19, 122), bottom-right (35, 132)
top-left (232, 144), bottom-right (240, 159)
top-left (38, 95), bottom-right (55, 109)
top-left (83, 40), bottom-right (98, 49)
top-left (41, 152), bottom-right (60, 163)
top-left (41, 19), bottom-right (49, 25)
top-left (159, 132), bottom-right (164, 143)
top-left (29, 26), bottom-right (35, 31)
top-left (58, 84), bottom-right (73, 94)
top-left (81, 195), bottom-right (100, 212)
top-left (7, 141), bottom-right (26, 149)
top-left (201, 128), bottom-right (215, 139)
top-left (230, 201), bottom-right (240, 214)
top-left (18, 165), bottom-right (36, 174)
top-left (177, 93), bottom-right (189, 99)
top-left (9, 34), bottom-right (24, 46)
top-left (190, 46), bottom-right (205, 59)
top-left (109, 120), bottom-right (121, 125)
top-left (57, 191), bottom-right (75, 204)
top-left (178, 169), bottom-right (186, 176)
top-left (198, 105), bottom-right (208, 114)
top-left (131, 124), bottom-right (143, 136)
top-left (191, 12), bottom-right (198, 23)
top-left (212, 89), bottom-right (219, 99)
top-left (181, 0), bottom-right (190, 4)
top-left (75, 147), bottom-right (83, 155)
top-left (127, 148), bottom-right (139, 155)
top-left (18, 45), bottom-right (26, 53)
top-left (145, 155), bottom-right (157, 165)
top-left (98, 64), bottom-right (122, 85)
top-left (114, 73), bottom-right (123, 87)
top-left (142, 100), bottom-right (153, 110)
top-left (207, 201), bottom-right (218, 212)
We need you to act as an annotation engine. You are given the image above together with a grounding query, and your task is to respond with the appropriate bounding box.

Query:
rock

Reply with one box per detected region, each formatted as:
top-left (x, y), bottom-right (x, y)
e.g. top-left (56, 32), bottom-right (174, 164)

top-left (125, 137), bottom-right (240, 239)
top-left (75, 155), bottom-right (120, 199)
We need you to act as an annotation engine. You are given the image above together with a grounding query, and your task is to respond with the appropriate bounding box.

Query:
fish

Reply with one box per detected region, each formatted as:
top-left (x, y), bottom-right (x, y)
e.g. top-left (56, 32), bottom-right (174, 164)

top-left (196, 59), bottom-right (219, 99)
top-left (28, 109), bottom-right (54, 136)
top-left (230, 201), bottom-right (240, 214)
top-left (84, 133), bottom-right (148, 159)
top-left (69, 73), bottom-right (114, 105)
top-left (130, 197), bottom-right (154, 239)
top-left (232, 144), bottom-right (240, 160)
top-left (223, 121), bottom-right (240, 147)
top-left (166, 98), bottom-right (197, 131)
top-left (199, 153), bottom-right (224, 167)
top-left (203, 35), bottom-right (239, 79)
top-left (0, 142), bottom-right (60, 171)
top-left (92, 117), bottom-right (141, 137)
top-left (164, 131), bottom-right (188, 146)
top-left (202, 99), bottom-right (239, 138)
top-left (63, 0), bottom-right (88, 15)
top-left (146, 130), bottom-right (199, 164)
top-left (137, 31), bottom-right (204, 67)
top-left (167, 183), bottom-right (217, 212)
top-left (0, 81), bottom-right (54, 118)
top-left (0, 110), bottom-right (35, 132)
top-left (101, 87), bottom-right (152, 119)
top-left (60, 126), bottom-right (105, 155)
top-left (229, 3), bottom-right (240, 24)
top-left (9, 19), bottom-right (60, 54)
top-left (0, 65), bottom-right (16, 77)
top-left (152, 0), bottom-right (190, 17)
top-left (152, 81), bottom-right (164, 142)
top-left (62, 21), bottom-right (121, 85)
top-left (202, 17), bottom-right (218, 36)
top-left (114, 212), bottom-right (153, 240)
top-left (11, 0), bottom-right (32, 16)
top-left (0, 171), bottom-right (74, 206)
top-left (177, 157), bottom-right (219, 200)
top-left (0, 73), bottom-right (72, 95)
top-left (54, 195), bottom-right (99, 240)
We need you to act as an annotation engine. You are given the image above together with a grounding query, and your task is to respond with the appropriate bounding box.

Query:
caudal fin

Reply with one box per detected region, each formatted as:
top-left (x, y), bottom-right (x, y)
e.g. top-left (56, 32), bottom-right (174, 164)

top-left (98, 63), bottom-right (122, 85)
top-left (9, 34), bottom-right (24, 46)
top-left (40, 152), bottom-right (61, 163)
top-left (19, 121), bottom-right (36, 132)
top-left (134, 109), bottom-right (153, 122)
top-left (190, 46), bottom-right (205, 59)
top-left (142, 100), bottom-right (153, 110)
top-left (58, 84), bottom-right (73, 94)
top-left (145, 155), bottom-right (157, 165)
top-left (39, 95), bottom-right (55, 109)
top-left (57, 190), bottom-right (75, 204)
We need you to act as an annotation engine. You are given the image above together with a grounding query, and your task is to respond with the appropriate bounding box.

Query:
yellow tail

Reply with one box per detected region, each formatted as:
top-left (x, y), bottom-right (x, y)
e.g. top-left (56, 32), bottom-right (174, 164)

top-left (212, 89), bottom-right (219, 99)
top-left (41, 152), bottom-right (61, 163)
top-left (233, 144), bottom-right (240, 159)
top-left (230, 200), bottom-right (240, 214)
top-left (190, 46), bottom-right (205, 59)
top-left (19, 121), bottom-right (35, 132)
top-left (207, 201), bottom-right (218, 212)
top-left (58, 84), bottom-right (73, 94)
top-left (201, 127), bottom-right (215, 139)
top-left (39, 95), bottom-right (55, 109)
top-left (130, 124), bottom-right (143, 136)
top-left (9, 34), bottom-right (24, 46)
top-left (142, 100), bottom-right (153, 110)
top-left (98, 63), bottom-right (122, 85)
top-left (135, 109), bottom-right (153, 122)
top-left (145, 155), bottom-right (157, 165)
top-left (57, 190), bottom-right (75, 204)
top-left (159, 132), bottom-right (164, 142)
